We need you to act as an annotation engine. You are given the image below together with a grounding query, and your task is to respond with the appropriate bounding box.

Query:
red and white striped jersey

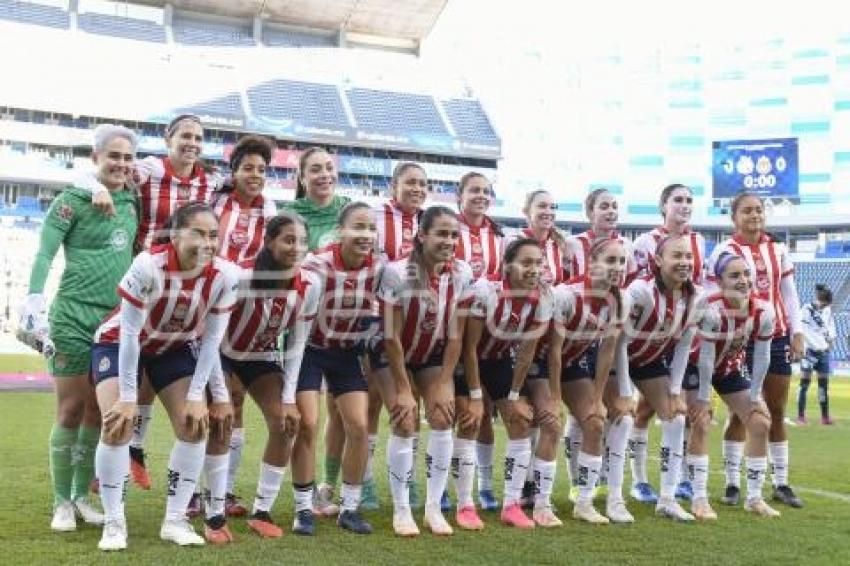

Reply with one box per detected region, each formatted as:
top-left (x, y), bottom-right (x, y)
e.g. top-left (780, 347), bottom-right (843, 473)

top-left (469, 275), bottom-right (553, 360)
top-left (134, 157), bottom-right (223, 251)
top-left (222, 266), bottom-right (320, 361)
top-left (212, 191), bottom-right (278, 263)
top-left (707, 234), bottom-right (795, 338)
top-left (633, 226), bottom-right (705, 284)
top-left (375, 200), bottom-right (419, 261)
top-left (564, 230), bottom-right (638, 284)
top-left (95, 244), bottom-right (239, 355)
top-left (456, 214), bottom-right (503, 280)
top-left (691, 293), bottom-right (775, 376)
top-left (553, 277), bottom-right (628, 366)
top-left (504, 228), bottom-right (567, 286)
top-left (624, 275), bottom-right (703, 367)
top-left (378, 258), bottom-right (474, 365)
top-left (302, 243), bottom-right (384, 350)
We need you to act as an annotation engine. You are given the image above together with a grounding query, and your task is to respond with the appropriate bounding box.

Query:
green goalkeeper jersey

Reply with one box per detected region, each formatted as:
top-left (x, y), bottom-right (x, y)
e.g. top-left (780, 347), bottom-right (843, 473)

top-left (28, 186), bottom-right (139, 310)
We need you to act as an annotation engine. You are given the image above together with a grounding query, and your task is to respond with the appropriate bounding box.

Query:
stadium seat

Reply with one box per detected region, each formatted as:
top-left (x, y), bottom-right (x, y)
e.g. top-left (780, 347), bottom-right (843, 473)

top-left (247, 79), bottom-right (349, 127)
top-left (442, 99), bottom-right (500, 145)
top-left (0, 0), bottom-right (69, 29)
top-left (173, 17), bottom-right (254, 47)
top-left (77, 12), bottom-right (166, 43)
top-left (263, 26), bottom-right (335, 48)
top-left (174, 92), bottom-right (245, 120)
top-left (348, 88), bottom-right (449, 137)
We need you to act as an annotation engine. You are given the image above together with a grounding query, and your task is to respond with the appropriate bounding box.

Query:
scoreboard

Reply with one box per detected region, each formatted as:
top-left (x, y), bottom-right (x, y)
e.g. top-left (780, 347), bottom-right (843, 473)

top-left (712, 138), bottom-right (799, 203)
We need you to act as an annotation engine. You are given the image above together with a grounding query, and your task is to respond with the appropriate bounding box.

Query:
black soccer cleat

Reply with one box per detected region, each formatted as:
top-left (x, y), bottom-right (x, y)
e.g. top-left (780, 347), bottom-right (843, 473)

top-left (772, 485), bottom-right (803, 508)
top-left (337, 510), bottom-right (373, 534)
top-left (721, 484), bottom-right (740, 506)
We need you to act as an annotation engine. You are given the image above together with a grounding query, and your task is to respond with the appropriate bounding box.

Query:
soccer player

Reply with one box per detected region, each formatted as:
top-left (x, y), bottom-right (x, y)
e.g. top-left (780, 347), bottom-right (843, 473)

top-left (459, 238), bottom-right (553, 529)
top-left (630, 184), bottom-right (706, 504)
top-left (209, 135), bottom-right (278, 518)
top-left (20, 124), bottom-right (139, 532)
top-left (550, 237), bottom-right (629, 524)
top-left (83, 113), bottom-right (222, 492)
top-left (289, 202), bottom-right (383, 536)
top-left (615, 235), bottom-right (703, 522)
top-left (371, 205), bottom-right (473, 537)
top-left (797, 284), bottom-right (835, 425)
top-left (219, 212), bottom-right (319, 540)
top-left (90, 202), bottom-right (239, 550)
top-left (683, 252), bottom-right (781, 518)
top-left (561, 188), bottom-right (637, 505)
top-left (454, 172), bottom-right (504, 512)
top-left (707, 192), bottom-right (804, 508)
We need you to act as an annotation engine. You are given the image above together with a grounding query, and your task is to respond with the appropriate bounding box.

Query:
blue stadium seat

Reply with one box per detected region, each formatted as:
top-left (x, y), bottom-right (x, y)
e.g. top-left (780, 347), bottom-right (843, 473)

top-left (348, 88), bottom-right (448, 137)
top-left (174, 92), bottom-right (245, 120)
top-left (173, 17), bottom-right (254, 47)
top-left (263, 27), bottom-right (334, 47)
top-left (0, 0), bottom-right (69, 29)
top-left (442, 98), bottom-right (499, 144)
top-left (77, 12), bottom-right (165, 43)
top-left (247, 79), bottom-right (348, 127)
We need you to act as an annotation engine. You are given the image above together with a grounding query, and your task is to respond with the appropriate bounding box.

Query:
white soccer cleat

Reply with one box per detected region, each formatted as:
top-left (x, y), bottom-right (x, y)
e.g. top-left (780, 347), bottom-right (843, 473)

top-left (98, 519), bottom-right (128, 551)
top-left (532, 505), bottom-right (563, 528)
top-left (572, 500), bottom-right (610, 524)
top-left (74, 498), bottom-right (105, 525)
top-left (655, 497), bottom-right (695, 522)
top-left (423, 504), bottom-right (453, 536)
top-left (691, 497), bottom-right (718, 521)
top-left (160, 518), bottom-right (205, 546)
top-left (51, 501), bottom-right (77, 532)
top-left (605, 497), bottom-right (635, 523)
top-left (392, 507), bottom-right (420, 537)
top-left (744, 498), bottom-right (781, 518)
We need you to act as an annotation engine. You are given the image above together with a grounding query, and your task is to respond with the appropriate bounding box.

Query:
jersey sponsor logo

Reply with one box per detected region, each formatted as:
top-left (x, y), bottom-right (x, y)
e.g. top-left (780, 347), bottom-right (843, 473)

top-left (98, 356), bottom-right (111, 373)
top-left (237, 213), bottom-right (250, 228)
top-left (111, 229), bottom-right (129, 251)
top-left (472, 242), bottom-right (483, 254)
top-left (57, 204), bottom-right (74, 222)
top-left (178, 186), bottom-right (191, 200)
top-left (268, 314), bottom-right (282, 328)
top-left (229, 231), bottom-right (248, 247)
top-left (469, 259), bottom-right (484, 276)
top-left (173, 301), bottom-right (189, 320)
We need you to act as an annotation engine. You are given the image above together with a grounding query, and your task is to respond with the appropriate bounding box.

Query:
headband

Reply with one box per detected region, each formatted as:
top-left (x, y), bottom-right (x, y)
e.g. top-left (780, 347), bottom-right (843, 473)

top-left (166, 114), bottom-right (201, 136)
top-left (713, 252), bottom-right (741, 279)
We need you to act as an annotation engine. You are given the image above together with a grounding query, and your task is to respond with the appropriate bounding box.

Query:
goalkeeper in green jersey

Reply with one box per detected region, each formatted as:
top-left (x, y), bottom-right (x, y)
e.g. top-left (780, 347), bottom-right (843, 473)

top-left (19, 125), bottom-right (139, 533)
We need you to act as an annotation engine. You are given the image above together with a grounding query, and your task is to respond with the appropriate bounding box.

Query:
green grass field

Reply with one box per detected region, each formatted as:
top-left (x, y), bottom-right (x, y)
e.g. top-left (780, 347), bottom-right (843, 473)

top-left (2, 357), bottom-right (850, 565)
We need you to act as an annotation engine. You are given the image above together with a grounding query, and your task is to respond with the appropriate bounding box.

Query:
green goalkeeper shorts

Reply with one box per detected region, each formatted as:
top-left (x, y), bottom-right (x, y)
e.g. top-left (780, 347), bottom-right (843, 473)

top-left (48, 300), bottom-right (110, 377)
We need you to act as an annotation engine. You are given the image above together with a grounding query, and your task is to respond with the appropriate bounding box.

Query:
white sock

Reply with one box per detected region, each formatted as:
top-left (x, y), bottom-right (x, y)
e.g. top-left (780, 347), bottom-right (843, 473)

top-left (564, 416), bottom-right (583, 487)
top-left (576, 451), bottom-right (602, 504)
top-left (723, 440), bottom-right (744, 488)
top-left (629, 427), bottom-right (649, 486)
top-left (165, 440), bottom-right (206, 522)
top-left (252, 461), bottom-right (285, 514)
top-left (687, 454), bottom-right (709, 500)
top-left (364, 434), bottom-right (378, 483)
top-left (387, 435), bottom-right (413, 510)
top-left (425, 429), bottom-right (453, 508)
top-left (130, 404), bottom-right (153, 449)
top-left (680, 427), bottom-right (690, 482)
top-left (453, 438), bottom-right (476, 508)
top-left (96, 441), bottom-right (129, 521)
top-left (526, 427), bottom-right (539, 484)
top-left (533, 457), bottom-right (557, 508)
top-left (293, 482), bottom-right (313, 513)
top-left (203, 453), bottom-right (229, 519)
top-left (768, 441), bottom-right (789, 487)
top-left (341, 482), bottom-right (362, 512)
top-left (659, 414), bottom-right (685, 500)
top-left (476, 442), bottom-right (494, 493)
top-left (606, 414), bottom-right (632, 501)
top-left (746, 456), bottom-right (768, 502)
top-left (412, 433), bottom-right (419, 473)
top-left (503, 438), bottom-right (531, 505)
top-left (599, 421), bottom-right (610, 486)
top-left (226, 427), bottom-right (245, 494)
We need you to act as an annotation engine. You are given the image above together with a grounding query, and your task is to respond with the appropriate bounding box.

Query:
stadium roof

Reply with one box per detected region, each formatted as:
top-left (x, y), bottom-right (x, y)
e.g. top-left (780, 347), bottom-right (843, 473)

top-left (130, 0), bottom-right (448, 41)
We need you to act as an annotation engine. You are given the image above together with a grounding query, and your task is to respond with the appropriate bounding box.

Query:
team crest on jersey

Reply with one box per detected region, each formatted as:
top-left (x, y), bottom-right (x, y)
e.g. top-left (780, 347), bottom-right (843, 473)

top-left (237, 213), bottom-right (250, 228)
top-left (173, 301), bottom-right (189, 320)
top-left (402, 228), bottom-right (413, 240)
top-left (756, 275), bottom-right (770, 291)
top-left (342, 294), bottom-right (356, 308)
top-left (54, 353), bottom-right (67, 370)
top-left (111, 229), bottom-right (129, 251)
top-left (57, 204), bottom-right (74, 222)
top-left (469, 259), bottom-right (484, 276)
top-left (98, 356), bottom-right (111, 373)
top-left (229, 231), bottom-right (248, 247)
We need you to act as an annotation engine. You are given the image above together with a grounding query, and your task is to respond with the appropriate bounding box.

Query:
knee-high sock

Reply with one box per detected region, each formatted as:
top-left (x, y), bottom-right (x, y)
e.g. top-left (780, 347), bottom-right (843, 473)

top-left (323, 454), bottom-right (341, 487)
top-left (387, 435), bottom-right (413, 511)
top-left (723, 440), bottom-right (744, 488)
top-left (452, 438), bottom-right (476, 508)
top-left (797, 377), bottom-right (811, 418)
top-left (130, 404), bottom-right (153, 449)
top-left (525, 427), bottom-right (540, 487)
top-left (252, 461), bottom-right (285, 514)
top-left (687, 454), bottom-right (709, 500)
top-left (629, 427), bottom-right (649, 486)
top-left (49, 424), bottom-right (77, 506)
top-left (606, 415), bottom-right (633, 501)
top-left (226, 427), bottom-right (245, 494)
top-left (576, 452), bottom-right (602, 504)
top-left (340, 481), bottom-right (362, 512)
top-left (503, 438), bottom-right (531, 506)
top-left (425, 429), bottom-right (453, 508)
top-left (599, 421), bottom-right (610, 485)
top-left (204, 453), bottom-right (229, 519)
top-left (364, 434), bottom-right (377, 484)
top-left (533, 457), bottom-right (556, 508)
top-left (659, 415), bottom-right (686, 499)
top-left (679, 425), bottom-right (690, 483)
top-left (768, 441), bottom-right (789, 487)
top-left (745, 456), bottom-right (768, 502)
top-left (96, 441), bottom-right (129, 521)
top-left (476, 442), bottom-right (494, 493)
top-left (71, 426), bottom-right (100, 501)
top-left (817, 377), bottom-right (830, 419)
top-left (165, 440), bottom-right (206, 522)
top-left (564, 416), bottom-right (583, 487)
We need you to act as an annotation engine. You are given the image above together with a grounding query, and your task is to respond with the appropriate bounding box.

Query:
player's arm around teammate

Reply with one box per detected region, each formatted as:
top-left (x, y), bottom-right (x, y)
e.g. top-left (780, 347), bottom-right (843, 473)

top-left (90, 203), bottom-right (238, 551)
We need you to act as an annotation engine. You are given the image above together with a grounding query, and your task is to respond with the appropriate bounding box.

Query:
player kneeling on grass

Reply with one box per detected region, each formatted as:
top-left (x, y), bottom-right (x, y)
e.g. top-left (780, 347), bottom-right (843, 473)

top-left (90, 203), bottom-right (238, 551)
top-left (19, 124), bottom-right (139, 533)
top-left (683, 253), bottom-right (781, 519)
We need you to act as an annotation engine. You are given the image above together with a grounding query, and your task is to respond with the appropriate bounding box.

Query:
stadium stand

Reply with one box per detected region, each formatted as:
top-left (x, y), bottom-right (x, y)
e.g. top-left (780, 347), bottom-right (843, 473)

top-left (174, 92), bottom-right (245, 121)
top-left (172, 16), bottom-right (255, 47)
top-left (348, 88), bottom-right (449, 136)
top-left (794, 261), bottom-right (850, 308)
top-left (77, 11), bottom-right (166, 43)
top-left (248, 79), bottom-right (349, 127)
top-left (263, 26), bottom-right (335, 48)
top-left (0, 0), bottom-right (69, 29)
top-left (442, 98), bottom-right (500, 145)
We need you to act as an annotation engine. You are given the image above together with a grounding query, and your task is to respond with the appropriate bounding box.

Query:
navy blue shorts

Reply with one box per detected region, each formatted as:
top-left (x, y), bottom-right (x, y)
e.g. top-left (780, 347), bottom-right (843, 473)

top-left (455, 358), bottom-right (527, 400)
top-left (630, 357), bottom-right (670, 381)
top-left (682, 363), bottom-right (751, 395)
top-left (746, 335), bottom-right (791, 377)
top-left (561, 350), bottom-right (596, 382)
top-left (801, 348), bottom-right (831, 375)
top-left (221, 354), bottom-right (283, 388)
top-left (368, 341), bottom-right (444, 373)
top-left (92, 342), bottom-right (196, 393)
top-left (298, 345), bottom-right (367, 397)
